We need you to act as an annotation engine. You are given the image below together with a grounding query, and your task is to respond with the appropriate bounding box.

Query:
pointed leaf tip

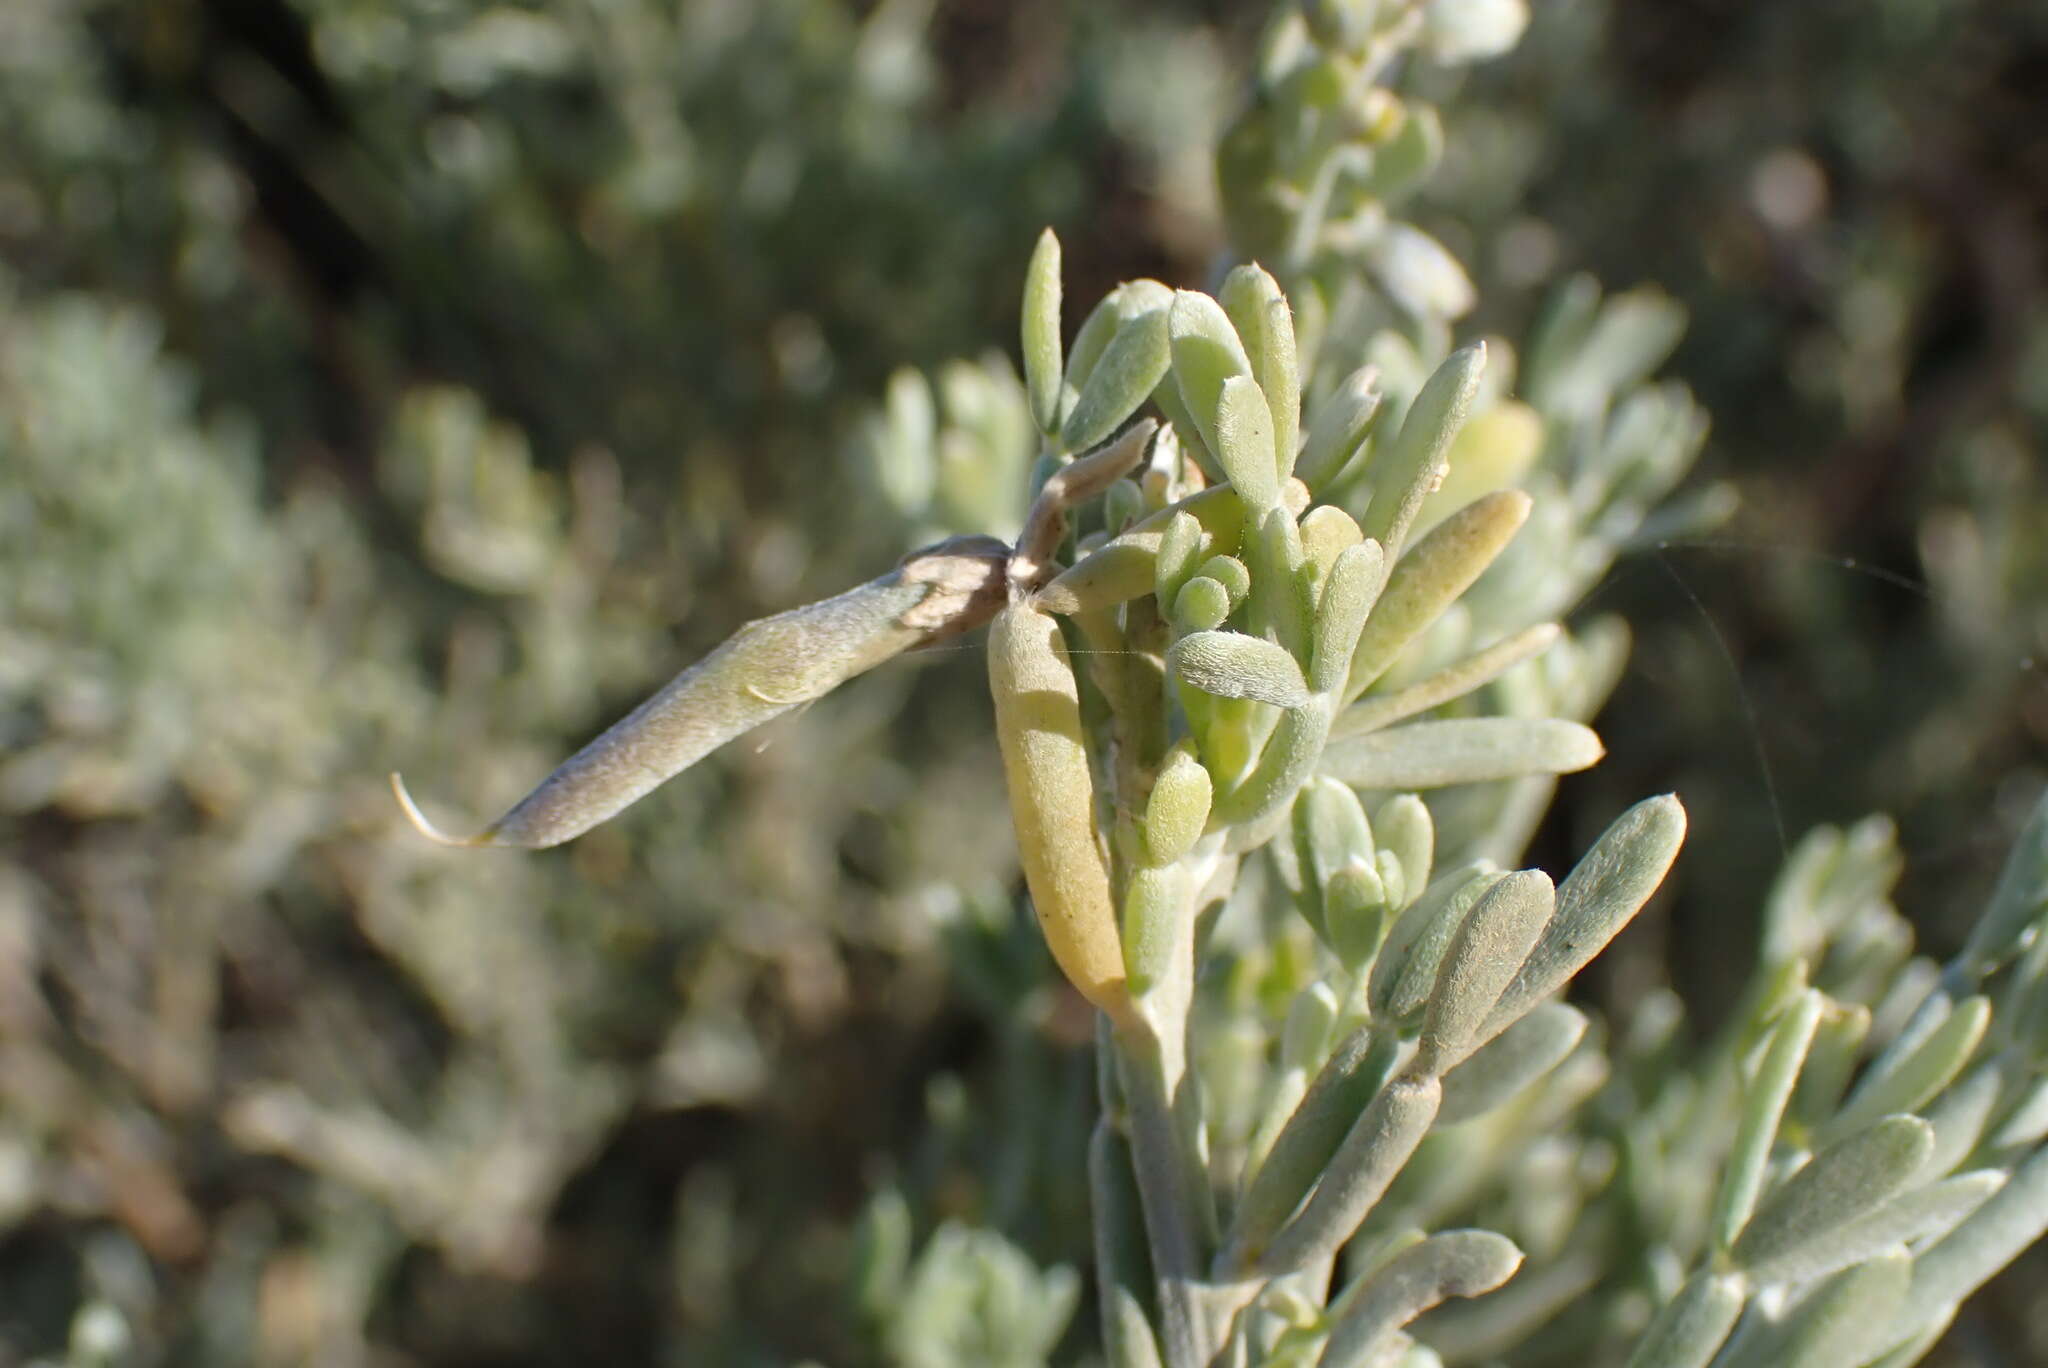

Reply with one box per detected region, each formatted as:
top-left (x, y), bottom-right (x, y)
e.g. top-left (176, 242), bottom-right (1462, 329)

top-left (390, 772), bottom-right (488, 848)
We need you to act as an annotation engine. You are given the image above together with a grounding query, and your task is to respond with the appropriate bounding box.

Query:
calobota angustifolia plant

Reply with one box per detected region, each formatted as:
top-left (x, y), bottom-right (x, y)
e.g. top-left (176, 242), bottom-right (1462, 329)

top-left (394, 230), bottom-right (2048, 1365)
top-left (397, 218), bottom-right (1684, 1364)
top-left (395, 9), bottom-right (2048, 1366)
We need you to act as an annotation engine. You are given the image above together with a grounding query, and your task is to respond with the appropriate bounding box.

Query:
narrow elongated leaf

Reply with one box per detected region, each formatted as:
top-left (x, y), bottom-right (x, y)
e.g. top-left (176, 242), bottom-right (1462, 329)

top-left (1226, 1028), bottom-right (1399, 1268)
top-left (1419, 870), bottom-right (1556, 1072)
top-left (1320, 1230), bottom-right (1522, 1367)
top-left (1729, 1115), bottom-right (1933, 1277)
top-left (1254, 1076), bottom-right (1441, 1276)
top-left (1333, 623), bottom-right (1562, 738)
top-left (1321, 718), bottom-right (1604, 791)
top-left (1214, 375), bottom-right (1282, 512)
top-left (1711, 990), bottom-right (1824, 1252)
top-left (1897, 1139), bottom-right (2048, 1324)
top-left (1298, 365), bottom-right (1383, 491)
top-left (1062, 303), bottom-right (1172, 453)
top-left (1023, 228), bottom-right (1064, 433)
top-left (1825, 995), bottom-right (1989, 1145)
top-left (1311, 542), bottom-right (1386, 695)
top-left (1220, 263), bottom-right (1301, 479)
top-left (1370, 862), bottom-right (1502, 1023)
top-left (1357, 343), bottom-right (1485, 557)
top-left (1747, 1170), bottom-right (2002, 1287)
top-left (989, 600), bottom-right (1129, 1019)
top-left (1623, 1272), bottom-right (1745, 1368)
top-left (1346, 489), bottom-right (1531, 700)
top-left (1745, 1253), bottom-right (1909, 1368)
top-left (1482, 795), bottom-right (1686, 1037)
top-left (1437, 1002), bottom-right (1587, 1126)
top-left (1169, 290), bottom-right (1254, 475)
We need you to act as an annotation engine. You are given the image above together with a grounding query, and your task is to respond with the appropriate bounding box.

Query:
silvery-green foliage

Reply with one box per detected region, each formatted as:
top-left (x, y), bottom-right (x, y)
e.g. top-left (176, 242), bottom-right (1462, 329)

top-left (853, 1190), bottom-right (1082, 1368)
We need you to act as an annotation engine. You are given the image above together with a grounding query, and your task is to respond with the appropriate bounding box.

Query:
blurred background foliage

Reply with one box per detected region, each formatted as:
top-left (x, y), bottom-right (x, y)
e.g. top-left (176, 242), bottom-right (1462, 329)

top-left (0, 0), bottom-right (2042, 1364)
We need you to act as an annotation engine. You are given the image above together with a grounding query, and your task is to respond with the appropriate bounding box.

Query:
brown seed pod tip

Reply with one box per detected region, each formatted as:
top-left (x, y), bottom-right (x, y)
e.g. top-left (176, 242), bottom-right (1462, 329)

top-left (390, 772), bottom-right (488, 848)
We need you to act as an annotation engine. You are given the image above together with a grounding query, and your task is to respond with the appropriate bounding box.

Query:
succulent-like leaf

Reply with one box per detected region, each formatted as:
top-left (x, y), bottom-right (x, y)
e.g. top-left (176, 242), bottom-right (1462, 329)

top-left (1253, 1075), bottom-right (1442, 1276)
top-left (1346, 489), bottom-right (1532, 700)
top-left (1220, 262), bottom-right (1301, 479)
top-left (1063, 303), bottom-right (1173, 454)
top-left (1357, 343), bottom-right (1484, 557)
top-left (988, 600), bottom-right (1129, 1020)
top-left (1825, 995), bottom-right (1989, 1145)
top-left (1298, 366), bottom-right (1383, 491)
top-left (1169, 631), bottom-right (1311, 709)
top-left (1623, 1273), bottom-right (1745, 1368)
top-left (1728, 1115), bottom-right (1933, 1278)
top-left (1023, 228), bottom-right (1064, 434)
top-left (1321, 717), bottom-right (1604, 791)
top-left (1482, 795), bottom-right (1686, 1038)
top-left (1711, 989), bottom-right (1824, 1252)
top-left (1418, 869), bottom-right (1556, 1072)
top-left (1143, 741), bottom-right (1214, 868)
top-left (1214, 375), bottom-right (1283, 512)
top-left (1437, 1002), bottom-right (1587, 1125)
top-left (1322, 1230), bottom-right (1521, 1366)
top-left (1168, 290), bottom-right (1254, 476)
top-left (1311, 542), bottom-right (1386, 695)
top-left (1226, 1028), bottom-right (1399, 1269)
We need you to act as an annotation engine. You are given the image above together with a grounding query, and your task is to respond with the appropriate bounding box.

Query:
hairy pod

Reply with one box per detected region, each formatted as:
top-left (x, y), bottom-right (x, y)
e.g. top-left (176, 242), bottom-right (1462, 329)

top-left (394, 536), bottom-right (1009, 849)
top-left (989, 598), bottom-right (1132, 1021)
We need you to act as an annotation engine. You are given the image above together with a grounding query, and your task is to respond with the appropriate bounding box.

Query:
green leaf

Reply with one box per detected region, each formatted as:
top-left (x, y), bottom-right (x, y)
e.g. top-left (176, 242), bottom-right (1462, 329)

top-left (1062, 302), bottom-right (1172, 453)
top-left (1173, 576), bottom-right (1231, 633)
top-left (1346, 488), bottom-right (1531, 700)
top-left (1358, 342), bottom-right (1485, 557)
top-left (1142, 741), bottom-right (1213, 867)
top-left (1225, 1027), bottom-right (1399, 1268)
top-left (1213, 375), bottom-right (1282, 512)
top-left (1437, 1002), bottom-right (1587, 1125)
top-left (1252, 1076), bottom-right (1442, 1276)
top-left (1297, 365), bottom-right (1384, 491)
top-left (1122, 862), bottom-right (1191, 996)
top-left (1711, 989), bottom-right (1824, 1252)
top-left (1334, 622), bottom-right (1561, 738)
top-left (1482, 795), bottom-right (1686, 1038)
top-left (1022, 227), bottom-right (1064, 434)
top-left (1376, 794), bottom-right (1435, 907)
top-left (1623, 1272), bottom-right (1745, 1368)
top-left (1824, 995), bottom-right (1989, 1146)
top-left (1746, 1170), bottom-right (2002, 1287)
top-left (1321, 717), bottom-right (1604, 791)
top-left (1766, 1253), bottom-right (1910, 1368)
top-left (1898, 1140), bottom-right (2048, 1343)
top-left (1311, 541), bottom-right (1386, 696)
top-left (1219, 263), bottom-right (1300, 480)
top-left (1168, 290), bottom-right (1254, 483)
top-left (1729, 1115), bottom-right (1933, 1277)
top-left (1169, 631), bottom-right (1310, 708)
top-left (1418, 869), bottom-right (1556, 1073)
top-left (1370, 863), bottom-right (1505, 1025)
top-left (1320, 1229), bottom-right (1522, 1367)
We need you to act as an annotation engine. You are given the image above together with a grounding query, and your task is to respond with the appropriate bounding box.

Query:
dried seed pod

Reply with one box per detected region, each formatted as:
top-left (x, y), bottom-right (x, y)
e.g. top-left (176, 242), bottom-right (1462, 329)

top-left (988, 598), bottom-right (1132, 1021)
top-left (394, 535), bottom-right (1009, 849)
